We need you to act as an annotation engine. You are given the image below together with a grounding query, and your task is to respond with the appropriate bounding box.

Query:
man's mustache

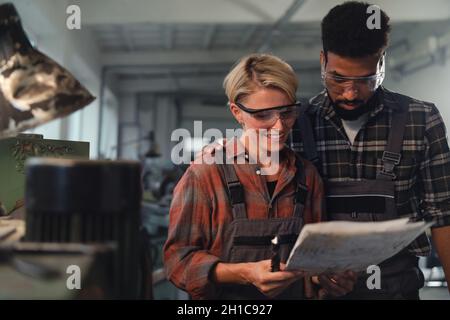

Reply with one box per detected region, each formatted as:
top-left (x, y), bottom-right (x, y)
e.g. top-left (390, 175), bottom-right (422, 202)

top-left (335, 99), bottom-right (364, 107)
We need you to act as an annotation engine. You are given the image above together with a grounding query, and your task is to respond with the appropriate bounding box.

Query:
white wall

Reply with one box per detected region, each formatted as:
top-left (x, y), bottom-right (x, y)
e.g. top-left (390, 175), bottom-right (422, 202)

top-left (385, 62), bottom-right (450, 130)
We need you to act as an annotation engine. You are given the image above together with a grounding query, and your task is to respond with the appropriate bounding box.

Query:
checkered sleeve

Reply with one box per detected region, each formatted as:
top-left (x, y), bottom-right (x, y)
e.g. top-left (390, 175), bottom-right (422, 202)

top-left (163, 167), bottom-right (221, 299)
top-left (419, 103), bottom-right (450, 228)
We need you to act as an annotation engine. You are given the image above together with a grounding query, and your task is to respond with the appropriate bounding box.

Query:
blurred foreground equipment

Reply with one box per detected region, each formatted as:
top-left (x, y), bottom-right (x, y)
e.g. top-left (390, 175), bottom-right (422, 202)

top-left (0, 242), bottom-right (115, 299)
top-left (24, 159), bottom-right (152, 299)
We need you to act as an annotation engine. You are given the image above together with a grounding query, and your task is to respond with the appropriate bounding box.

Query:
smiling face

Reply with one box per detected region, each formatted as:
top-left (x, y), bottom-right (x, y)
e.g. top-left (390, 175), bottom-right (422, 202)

top-left (229, 87), bottom-right (296, 153)
top-left (321, 51), bottom-right (382, 111)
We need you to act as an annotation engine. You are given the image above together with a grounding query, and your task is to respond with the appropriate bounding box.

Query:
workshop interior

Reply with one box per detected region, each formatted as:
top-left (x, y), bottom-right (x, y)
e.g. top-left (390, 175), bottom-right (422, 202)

top-left (0, 0), bottom-right (449, 300)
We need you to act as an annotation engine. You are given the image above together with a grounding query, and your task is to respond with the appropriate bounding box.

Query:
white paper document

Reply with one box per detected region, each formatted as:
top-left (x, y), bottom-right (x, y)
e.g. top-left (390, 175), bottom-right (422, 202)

top-left (285, 218), bottom-right (433, 273)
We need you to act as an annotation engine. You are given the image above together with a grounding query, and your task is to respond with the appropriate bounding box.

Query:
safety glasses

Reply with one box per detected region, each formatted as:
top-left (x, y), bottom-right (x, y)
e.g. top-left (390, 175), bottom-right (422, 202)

top-left (321, 53), bottom-right (385, 94)
top-left (235, 101), bottom-right (302, 127)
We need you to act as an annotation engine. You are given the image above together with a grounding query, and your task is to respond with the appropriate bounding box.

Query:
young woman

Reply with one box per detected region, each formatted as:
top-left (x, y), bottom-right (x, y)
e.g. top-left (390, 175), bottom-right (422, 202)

top-left (164, 54), bottom-right (324, 299)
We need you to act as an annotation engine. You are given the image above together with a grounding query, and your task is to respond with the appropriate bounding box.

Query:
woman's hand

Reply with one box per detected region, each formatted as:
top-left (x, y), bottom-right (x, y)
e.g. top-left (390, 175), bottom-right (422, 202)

top-left (244, 260), bottom-right (304, 298)
top-left (213, 260), bottom-right (304, 299)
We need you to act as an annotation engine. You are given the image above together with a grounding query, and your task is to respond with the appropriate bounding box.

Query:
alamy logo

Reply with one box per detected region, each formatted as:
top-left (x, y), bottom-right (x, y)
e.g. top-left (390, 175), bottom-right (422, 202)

top-left (66, 265), bottom-right (81, 290)
top-left (366, 5), bottom-right (381, 30)
top-left (171, 121), bottom-right (281, 175)
top-left (366, 265), bottom-right (381, 290)
top-left (66, 5), bottom-right (81, 30)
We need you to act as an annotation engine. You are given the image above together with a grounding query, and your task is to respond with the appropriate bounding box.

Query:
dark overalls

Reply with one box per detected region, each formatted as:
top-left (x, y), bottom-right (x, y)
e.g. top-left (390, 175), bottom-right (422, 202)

top-left (214, 157), bottom-right (309, 299)
top-left (292, 92), bottom-right (425, 299)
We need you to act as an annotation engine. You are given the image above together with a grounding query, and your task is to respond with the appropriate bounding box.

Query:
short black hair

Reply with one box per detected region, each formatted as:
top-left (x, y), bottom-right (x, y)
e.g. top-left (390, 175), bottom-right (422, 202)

top-left (321, 1), bottom-right (391, 58)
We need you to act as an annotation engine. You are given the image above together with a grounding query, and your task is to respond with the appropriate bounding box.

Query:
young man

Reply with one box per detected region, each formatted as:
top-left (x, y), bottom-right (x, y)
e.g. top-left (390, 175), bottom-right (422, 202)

top-left (291, 1), bottom-right (450, 299)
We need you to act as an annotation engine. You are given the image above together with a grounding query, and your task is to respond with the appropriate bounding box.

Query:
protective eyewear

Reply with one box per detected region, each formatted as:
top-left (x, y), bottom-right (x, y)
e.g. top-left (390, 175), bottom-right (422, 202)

top-left (321, 53), bottom-right (385, 93)
top-left (235, 101), bottom-right (302, 126)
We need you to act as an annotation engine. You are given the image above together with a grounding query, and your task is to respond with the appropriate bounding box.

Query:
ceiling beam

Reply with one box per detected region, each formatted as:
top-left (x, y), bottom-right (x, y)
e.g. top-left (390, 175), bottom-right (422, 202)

top-left (118, 78), bottom-right (216, 93)
top-left (117, 76), bottom-right (321, 94)
top-left (78, 0), bottom-right (450, 25)
top-left (258, 0), bottom-right (307, 52)
top-left (102, 44), bottom-right (322, 66)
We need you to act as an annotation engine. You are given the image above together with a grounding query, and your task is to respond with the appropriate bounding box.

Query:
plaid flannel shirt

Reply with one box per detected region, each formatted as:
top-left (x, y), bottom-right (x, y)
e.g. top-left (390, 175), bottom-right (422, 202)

top-left (163, 145), bottom-right (324, 299)
top-left (291, 87), bottom-right (450, 256)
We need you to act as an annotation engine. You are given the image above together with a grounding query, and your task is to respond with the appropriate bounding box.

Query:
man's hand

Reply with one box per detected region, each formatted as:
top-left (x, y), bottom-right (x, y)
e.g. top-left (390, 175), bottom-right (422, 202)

top-left (245, 260), bottom-right (304, 298)
top-left (194, 138), bottom-right (226, 161)
top-left (313, 271), bottom-right (358, 298)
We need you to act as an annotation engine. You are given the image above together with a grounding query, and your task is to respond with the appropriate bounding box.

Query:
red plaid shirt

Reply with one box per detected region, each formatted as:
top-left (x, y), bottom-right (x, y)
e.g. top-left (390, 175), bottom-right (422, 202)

top-left (163, 144), bottom-right (324, 299)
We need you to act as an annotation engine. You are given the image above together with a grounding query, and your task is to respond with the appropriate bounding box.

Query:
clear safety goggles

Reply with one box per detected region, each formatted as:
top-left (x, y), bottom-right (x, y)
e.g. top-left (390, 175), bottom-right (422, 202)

top-left (235, 101), bottom-right (302, 127)
top-left (321, 53), bottom-right (385, 94)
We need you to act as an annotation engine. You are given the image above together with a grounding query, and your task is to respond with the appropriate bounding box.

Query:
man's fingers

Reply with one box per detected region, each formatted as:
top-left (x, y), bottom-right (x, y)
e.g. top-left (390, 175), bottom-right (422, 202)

top-left (332, 275), bottom-right (354, 292)
top-left (318, 275), bottom-right (348, 296)
top-left (215, 139), bottom-right (225, 149)
top-left (345, 270), bottom-right (358, 281)
top-left (198, 141), bottom-right (224, 156)
top-left (203, 145), bottom-right (215, 154)
top-left (329, 271), bottom-right (357, 292)
top-left (311, 275), bottom-right (320, 285)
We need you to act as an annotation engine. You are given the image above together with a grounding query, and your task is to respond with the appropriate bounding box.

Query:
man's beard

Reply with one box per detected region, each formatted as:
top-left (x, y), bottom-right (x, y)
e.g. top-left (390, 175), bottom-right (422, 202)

top-left (330, 92), bottom-right (379, 121)
top-left (332, 100), bottom-right (371, 120)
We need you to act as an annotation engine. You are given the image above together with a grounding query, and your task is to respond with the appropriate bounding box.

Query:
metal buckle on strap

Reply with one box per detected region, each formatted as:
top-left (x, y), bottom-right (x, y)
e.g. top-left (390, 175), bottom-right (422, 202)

top-left (228, 181), bottom-right (245, 205)
top-left (382, 151), bottom-right (401, 165)
top-left (379, 151), bottom-right (401, 179)
top-left (378, 169), bottom-right (397, 180)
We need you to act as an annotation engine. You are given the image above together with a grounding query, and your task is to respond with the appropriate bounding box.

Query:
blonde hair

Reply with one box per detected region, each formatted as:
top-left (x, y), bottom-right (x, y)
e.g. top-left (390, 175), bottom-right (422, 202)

top-left (223, 53), bottom-right (298, 103)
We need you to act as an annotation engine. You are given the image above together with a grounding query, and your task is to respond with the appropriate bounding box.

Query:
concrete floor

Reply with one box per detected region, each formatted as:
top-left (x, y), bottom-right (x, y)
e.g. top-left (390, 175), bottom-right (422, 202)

top-left (420, 263), bottom-right (449, 300)
top-left (420, 287), bottom-right (450, 300)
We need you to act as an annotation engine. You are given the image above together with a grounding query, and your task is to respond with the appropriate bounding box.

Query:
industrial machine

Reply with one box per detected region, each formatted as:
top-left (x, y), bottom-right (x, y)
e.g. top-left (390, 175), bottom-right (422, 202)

top-left (0, 133), bottom-right (89, 216)
top-left (0, 3), bottom-right (152, 299)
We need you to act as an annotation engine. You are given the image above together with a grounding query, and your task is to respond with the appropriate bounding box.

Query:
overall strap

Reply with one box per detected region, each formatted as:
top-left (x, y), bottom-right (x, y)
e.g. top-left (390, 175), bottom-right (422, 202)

top-left (377, 94), bottom-right (410, 181)
top-left (219, 162), bottom-right (247, 220)
top-left (293, 158), bottom-right (308, 218)
top-left (292, 106), bottom-right (320, 168)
